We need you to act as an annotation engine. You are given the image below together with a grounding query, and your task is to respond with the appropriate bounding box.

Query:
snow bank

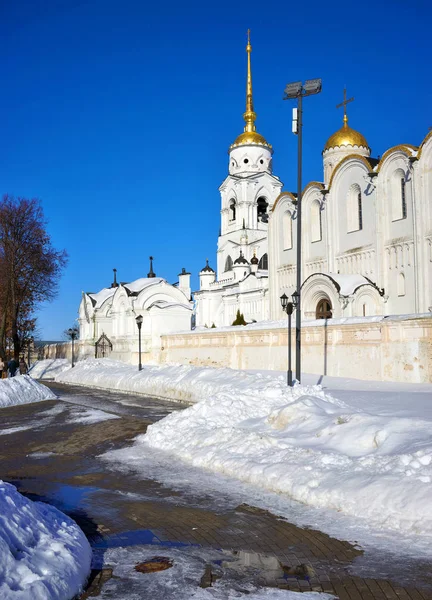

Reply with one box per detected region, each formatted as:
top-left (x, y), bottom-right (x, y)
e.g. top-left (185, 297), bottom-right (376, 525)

top-left (141, 386), bottom-right (432, 536)
top-left (56, 358), bottom-right (272, 404)
top-left (29, 359), bottom-right (71, 380)
top-left (0, 375), bottom-right (56, 408)
top-left (57, 360), bottom-right (432, 536)
top-left (0, 480), bottom-right (91, 600)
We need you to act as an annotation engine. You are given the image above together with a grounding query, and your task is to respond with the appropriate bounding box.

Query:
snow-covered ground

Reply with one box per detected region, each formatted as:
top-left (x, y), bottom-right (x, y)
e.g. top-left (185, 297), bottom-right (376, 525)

top-left (28, 358), bottom-right (70, 380)
top-left (54, 359), bottom-right (432, 538)
top-left (0, 375), bottom-right (56, 408)
top-left (0, 480), bottom-right (91, 600)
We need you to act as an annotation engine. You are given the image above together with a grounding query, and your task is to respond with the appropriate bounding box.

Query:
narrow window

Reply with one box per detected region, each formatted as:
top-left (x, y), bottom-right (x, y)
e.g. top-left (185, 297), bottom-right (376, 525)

top-left (258, 253), bottom-right (268, 270)
top-left (225, 255), bottom-right (233, 272)
top-left (391, 169), bottom-right (407, 221)
top-left (358, 192), bottom-right (363, 231)
top-left (347, 184), bottom-right (362, 232)
top-left (229, 200), bottom-right (236, 221)
top-left (311, 200), bottom-right (322, 242)
top-left (257, 197), bottom-right (268, 223)
top-left (283, 211), bottom-right (293, 249)
top-left (401, 178), bottom-right (407, 219)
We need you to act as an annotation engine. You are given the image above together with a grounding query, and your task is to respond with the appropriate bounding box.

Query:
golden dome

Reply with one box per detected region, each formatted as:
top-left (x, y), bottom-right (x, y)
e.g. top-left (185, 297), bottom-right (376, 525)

top-left (324, 117), bottom-right (369, 152)
top-left (231, 130), bottom-right (272, 149)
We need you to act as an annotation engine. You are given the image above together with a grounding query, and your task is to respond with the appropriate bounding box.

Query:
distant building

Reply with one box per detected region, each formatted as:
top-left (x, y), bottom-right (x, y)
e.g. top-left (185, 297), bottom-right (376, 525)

top-left (78, 260), bottom-right (192, 362)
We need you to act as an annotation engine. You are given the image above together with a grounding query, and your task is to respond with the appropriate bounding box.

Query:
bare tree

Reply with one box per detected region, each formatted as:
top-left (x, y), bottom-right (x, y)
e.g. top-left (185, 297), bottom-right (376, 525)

top-left (0, 195), bottom-right (68, 360)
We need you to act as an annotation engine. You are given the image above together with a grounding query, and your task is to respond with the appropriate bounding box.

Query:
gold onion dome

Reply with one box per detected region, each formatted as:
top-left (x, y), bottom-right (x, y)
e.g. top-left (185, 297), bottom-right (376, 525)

top-left (230, 31), bottom-right (272, 152)
top-left (324, 115), bottom-right (369, 151)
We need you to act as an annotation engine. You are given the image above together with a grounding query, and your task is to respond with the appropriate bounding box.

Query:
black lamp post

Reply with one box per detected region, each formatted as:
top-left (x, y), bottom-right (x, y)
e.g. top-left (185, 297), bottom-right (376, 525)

top-left (284, 78), bottom-right (322, 384)
top-left (280, 294), bottom-right (295, 386)
top-left (67, 328), bottom-right (78, 368)
top-left (135, 315), bottom-right (143, 371)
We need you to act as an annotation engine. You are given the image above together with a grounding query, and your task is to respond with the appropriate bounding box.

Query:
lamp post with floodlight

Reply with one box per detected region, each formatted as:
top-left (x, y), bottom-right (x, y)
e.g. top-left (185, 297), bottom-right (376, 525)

top-left (135, 315), bottom-right (143, 371)
top-left (283, 79), bottom-right (322, 384)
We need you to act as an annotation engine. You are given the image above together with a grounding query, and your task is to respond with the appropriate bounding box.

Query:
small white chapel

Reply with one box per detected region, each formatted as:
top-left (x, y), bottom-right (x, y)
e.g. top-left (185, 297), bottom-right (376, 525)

top-left (195, 33), bottom-right (432, 327)
top-left (78, 259), bottom-right (193, 361)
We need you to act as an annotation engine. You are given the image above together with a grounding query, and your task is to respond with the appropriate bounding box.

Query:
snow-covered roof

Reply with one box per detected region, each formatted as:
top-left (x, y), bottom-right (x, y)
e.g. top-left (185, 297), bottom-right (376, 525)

top-left (148, 300), bottom-right (192, 311)
top-left (87, 288), bottom-right (115, 308)
top-left (302, 272), bottom-right (376, 297)
top-left (123, 277), bottom-right (164, 294)
top-left (326, 273), bottom-right (373, 296)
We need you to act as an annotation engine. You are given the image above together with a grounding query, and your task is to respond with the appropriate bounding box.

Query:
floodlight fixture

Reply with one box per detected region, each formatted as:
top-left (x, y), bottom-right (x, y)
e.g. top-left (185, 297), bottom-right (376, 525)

top-left (284, 81), bottom-right (302, 99)
top-left (303, 78), bottom-right (322, 96)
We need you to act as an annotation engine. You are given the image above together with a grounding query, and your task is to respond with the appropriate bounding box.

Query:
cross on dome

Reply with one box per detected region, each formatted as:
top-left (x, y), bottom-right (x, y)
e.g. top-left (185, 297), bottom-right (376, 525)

top-left (323, 87), bottom-right (369, 152)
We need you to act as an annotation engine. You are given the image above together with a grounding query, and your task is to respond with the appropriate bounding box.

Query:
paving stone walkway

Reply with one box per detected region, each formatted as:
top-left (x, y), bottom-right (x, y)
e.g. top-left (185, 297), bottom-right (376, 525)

top-left (1, 382), bottom-right (431, 599)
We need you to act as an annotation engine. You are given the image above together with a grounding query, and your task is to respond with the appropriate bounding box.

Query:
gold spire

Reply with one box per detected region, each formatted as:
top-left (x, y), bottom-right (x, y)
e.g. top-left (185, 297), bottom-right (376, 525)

top-left (244, 29), bottom-right (256, 134)
top-left (230, 30), bottom-right (272, 151)
top-left (323, 87), bottom-right (369, 152)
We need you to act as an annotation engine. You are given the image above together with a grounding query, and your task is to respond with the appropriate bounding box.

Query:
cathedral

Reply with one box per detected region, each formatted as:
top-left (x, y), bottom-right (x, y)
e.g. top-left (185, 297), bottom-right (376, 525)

top-left (195, 35), bottom-right (432, 327)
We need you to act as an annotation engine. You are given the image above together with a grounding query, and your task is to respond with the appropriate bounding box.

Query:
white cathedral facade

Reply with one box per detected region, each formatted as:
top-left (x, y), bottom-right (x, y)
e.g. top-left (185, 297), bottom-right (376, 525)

top-left (195, 36), bottom-right (432, 327)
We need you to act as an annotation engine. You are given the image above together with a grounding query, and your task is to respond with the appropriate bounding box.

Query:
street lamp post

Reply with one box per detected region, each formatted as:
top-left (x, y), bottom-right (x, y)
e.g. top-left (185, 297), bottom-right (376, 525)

top-left (135, 315), bottom-right (143, 371)
top-left (284, 79), bottom-right (322, 383)
top-left (67, 328), bottom-right (77, 368)
top-left (280, 294), bottom-right (294, 386)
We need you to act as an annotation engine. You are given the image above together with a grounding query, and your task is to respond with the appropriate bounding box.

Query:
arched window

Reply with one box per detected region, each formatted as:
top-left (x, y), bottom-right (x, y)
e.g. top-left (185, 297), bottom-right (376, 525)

top-left (258, 253), bottom-right (268, 270)
top-left (225, 255), bottom-right (233, 272)
top-left (311, 199), bottom-right (322, 242)
top-left (283, 211), bottom-right (293, 250)
top-left (397, 272), bottom-right (406, 297)
top-left (316, 298), bottom-right (332, 319)
top-left (391, 169), bottom-right (407, 221)
top-left (229, 199), bottom-right (236, 221)
top-left (257, 197), bottom-right (268, 223)
top-left (347, 184), bottom-right (362, 232)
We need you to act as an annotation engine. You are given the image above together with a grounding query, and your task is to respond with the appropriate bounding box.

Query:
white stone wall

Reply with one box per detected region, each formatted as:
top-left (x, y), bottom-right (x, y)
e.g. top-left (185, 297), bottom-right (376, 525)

top-left (160, 316), bottom-right (432, 384)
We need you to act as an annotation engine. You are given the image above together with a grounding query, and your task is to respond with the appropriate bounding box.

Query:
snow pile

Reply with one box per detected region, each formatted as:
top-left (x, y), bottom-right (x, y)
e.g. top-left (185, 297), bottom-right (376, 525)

top-left (89, 362), bottom-right (431, 536)
top-left (56, 358), bottom-right (274, 404)
top-left (56, 360), bottom-right (432, 535)
top-left (29, 359), bottom-right (71, 380)
top-left (0, 375), bottom-right (56, 408)
top-left (0, 480), bottom-right (91, 600)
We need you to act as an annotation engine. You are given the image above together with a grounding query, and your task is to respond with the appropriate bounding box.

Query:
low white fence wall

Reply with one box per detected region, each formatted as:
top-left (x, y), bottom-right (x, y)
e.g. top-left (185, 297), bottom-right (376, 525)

top-left (160, 316), bottom-right (432, 384)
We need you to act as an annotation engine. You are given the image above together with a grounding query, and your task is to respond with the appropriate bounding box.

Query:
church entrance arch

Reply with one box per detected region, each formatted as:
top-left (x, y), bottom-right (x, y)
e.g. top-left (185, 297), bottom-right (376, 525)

top-left (316, 298), bottom-right (332, 319)
top-left (95, 333), bottom-right (113, 358)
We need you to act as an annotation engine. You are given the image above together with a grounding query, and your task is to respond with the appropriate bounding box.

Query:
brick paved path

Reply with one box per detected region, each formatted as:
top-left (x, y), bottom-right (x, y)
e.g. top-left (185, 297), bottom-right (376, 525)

top-left (1, 383), bottom-right (431, 599)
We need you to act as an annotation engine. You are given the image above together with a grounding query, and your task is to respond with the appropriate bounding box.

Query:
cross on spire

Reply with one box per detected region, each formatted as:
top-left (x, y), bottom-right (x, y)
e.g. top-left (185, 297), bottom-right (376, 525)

top-left (336, 87), bottom-right (354, 125)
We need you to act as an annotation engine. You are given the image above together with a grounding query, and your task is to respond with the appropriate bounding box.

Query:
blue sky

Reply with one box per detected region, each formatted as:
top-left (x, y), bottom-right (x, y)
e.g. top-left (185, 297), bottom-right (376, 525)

top-left (1, 0), bottom-right (431, 339)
